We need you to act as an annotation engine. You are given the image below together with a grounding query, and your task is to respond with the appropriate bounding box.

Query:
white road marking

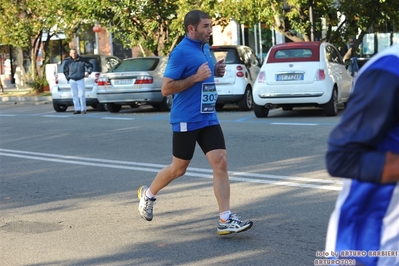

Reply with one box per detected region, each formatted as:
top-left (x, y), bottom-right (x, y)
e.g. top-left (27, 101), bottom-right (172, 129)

top-left (101, 117), bottom-right (135, 120)
top-left (43, 115), bottom-right (69, 118)
top-left (271, 122), bottom-right (318, 126)
top-left (0, 148), bottom-right (342, 191)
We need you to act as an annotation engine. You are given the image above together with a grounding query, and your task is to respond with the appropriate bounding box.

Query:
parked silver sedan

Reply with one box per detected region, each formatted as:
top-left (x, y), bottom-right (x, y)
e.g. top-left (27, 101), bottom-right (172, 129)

top-left (97, 56), bottom-right (171, 112)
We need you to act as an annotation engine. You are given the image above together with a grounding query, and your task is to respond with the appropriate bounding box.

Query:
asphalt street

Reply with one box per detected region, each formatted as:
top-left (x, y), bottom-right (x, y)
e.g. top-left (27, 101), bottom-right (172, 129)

top-left (0, 101), bottom-right (343, 266)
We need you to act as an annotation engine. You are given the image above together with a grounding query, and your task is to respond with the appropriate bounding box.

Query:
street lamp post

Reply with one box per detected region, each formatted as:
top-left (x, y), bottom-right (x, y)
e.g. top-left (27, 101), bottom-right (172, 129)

top-left (92, 23), bottom-right (101, 54)
top-left (309, 0), bottom-right (315, 41)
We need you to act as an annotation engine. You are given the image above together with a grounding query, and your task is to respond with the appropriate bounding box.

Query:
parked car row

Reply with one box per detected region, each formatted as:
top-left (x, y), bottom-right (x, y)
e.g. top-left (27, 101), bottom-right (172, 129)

top-left (51, 42), bottom-right (353, 117)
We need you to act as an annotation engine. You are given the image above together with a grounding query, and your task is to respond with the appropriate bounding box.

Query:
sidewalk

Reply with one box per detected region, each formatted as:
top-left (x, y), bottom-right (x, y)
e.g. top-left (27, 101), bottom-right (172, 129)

top-left (0, 87), bottom-right (52, 104)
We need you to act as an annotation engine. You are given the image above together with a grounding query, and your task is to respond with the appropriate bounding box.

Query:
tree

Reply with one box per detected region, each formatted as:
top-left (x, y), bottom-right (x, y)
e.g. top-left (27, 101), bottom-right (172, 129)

top-left (1, 0), bottom-right (399, 79)
top-left (213, 0), bottom-right (316, 42)
top-left (213, 0), bottom-right (399, 50)
top-left (77, 0), bottom-right (180, 56)
top-left (335, 0), bottom-right (399, 58)
top-left (0, 0), bottom-right (83, 91)
top-left (80, 0), bottom-right (225, 56)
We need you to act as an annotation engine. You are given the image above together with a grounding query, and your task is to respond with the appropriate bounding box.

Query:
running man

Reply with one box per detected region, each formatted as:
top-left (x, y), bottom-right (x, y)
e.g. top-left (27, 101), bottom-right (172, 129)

top-left (137, 10), bottom-right (253, 235)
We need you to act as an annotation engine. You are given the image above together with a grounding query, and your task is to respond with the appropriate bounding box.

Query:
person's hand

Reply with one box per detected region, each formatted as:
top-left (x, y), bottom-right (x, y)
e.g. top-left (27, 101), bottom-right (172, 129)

top-left (215, 59), bottom-right (226, 77)
top-left (196, 62), bottom-right (212, 81)
top-left (84, 72), bottom-right (89, 78)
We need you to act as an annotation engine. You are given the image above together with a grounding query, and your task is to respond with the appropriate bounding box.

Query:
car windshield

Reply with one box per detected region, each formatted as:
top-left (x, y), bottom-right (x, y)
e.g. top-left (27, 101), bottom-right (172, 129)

top-left (210, 49), bottom-right (240, 64)
top-left (111, 58), bottom-right (160, 72)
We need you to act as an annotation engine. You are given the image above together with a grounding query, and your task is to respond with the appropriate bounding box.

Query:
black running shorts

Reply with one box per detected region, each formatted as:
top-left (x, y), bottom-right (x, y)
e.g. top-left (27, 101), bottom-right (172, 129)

top-left (173, 124), bottom-right (226, 160)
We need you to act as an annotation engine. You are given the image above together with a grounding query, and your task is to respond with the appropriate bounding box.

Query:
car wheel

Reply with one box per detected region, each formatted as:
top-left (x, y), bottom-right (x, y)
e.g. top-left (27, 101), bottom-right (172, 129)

top-left (238, 86), bottom-right (253, 111)
top-left (107, 103), bottom-right (122, 113)
top-left (324, 88), bottom-right (338, 116)
top-left (96, 103), bottom-right (107, 112)
top-left (53, 103), bottom-right (67, 112)
top-left (254, 103), bottom-right (269, 118)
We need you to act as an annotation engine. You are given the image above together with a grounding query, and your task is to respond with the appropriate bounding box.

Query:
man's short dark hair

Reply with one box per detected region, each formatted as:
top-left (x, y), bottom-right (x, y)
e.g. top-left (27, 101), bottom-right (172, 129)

top-left (184, 10), bottom-right (211, 33)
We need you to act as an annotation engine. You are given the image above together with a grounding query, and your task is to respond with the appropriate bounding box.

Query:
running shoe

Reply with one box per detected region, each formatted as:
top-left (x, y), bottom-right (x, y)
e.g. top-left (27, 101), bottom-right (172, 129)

top-left (217, 214), bottom-right (253, 235)
top-left (137, 185), bottom-right (156, 221)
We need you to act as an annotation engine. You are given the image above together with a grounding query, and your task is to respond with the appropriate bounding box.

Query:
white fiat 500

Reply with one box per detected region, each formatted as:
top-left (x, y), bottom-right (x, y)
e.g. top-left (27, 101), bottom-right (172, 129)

top-left (253, 42), bottom-right (353, 117)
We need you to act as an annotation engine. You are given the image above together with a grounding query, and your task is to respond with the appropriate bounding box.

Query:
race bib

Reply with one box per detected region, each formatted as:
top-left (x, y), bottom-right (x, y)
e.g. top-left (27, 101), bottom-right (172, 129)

top-left (201, 82), bottom-right (218, 113)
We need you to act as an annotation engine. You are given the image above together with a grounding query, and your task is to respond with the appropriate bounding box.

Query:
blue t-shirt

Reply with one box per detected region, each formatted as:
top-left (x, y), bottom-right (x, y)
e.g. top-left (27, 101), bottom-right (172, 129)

top-left (164, 36), bottom-right (219, 132)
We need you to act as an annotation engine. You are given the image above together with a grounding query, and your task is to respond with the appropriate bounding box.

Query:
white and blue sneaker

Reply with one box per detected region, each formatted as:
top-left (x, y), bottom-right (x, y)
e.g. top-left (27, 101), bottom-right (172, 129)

top-left (138, 185), bottom-right (156, 221)
top-left (217, 214), bottom-right (253, 235)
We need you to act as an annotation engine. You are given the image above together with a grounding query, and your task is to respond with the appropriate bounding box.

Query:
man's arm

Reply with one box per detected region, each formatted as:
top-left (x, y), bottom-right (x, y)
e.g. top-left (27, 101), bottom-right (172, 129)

top-left (161, 62), bottom-right (211, 96)
top-left (63, 59), bottom-right (70, 81)
top-left (326, 68), bottom-right (399, 183)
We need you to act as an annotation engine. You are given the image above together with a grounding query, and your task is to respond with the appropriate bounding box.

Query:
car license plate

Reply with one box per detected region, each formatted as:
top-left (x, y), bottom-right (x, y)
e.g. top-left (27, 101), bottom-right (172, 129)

top-left (114, 79), bottom-right (134, 85)
top-left (276, 74), bottom-right (304, 81)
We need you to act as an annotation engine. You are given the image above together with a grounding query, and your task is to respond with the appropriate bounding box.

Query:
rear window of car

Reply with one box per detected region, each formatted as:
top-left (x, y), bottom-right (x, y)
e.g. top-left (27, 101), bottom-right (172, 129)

top-left (58, 57), bottom-right (100, 73)
top-left (267, 46), bottom-right (320, 63)
top-left (274, 49), bottom-right (313, 58)
top-left (210, 49), bottom-right (240, 64)
top-left (111, 58), bottom-right (160, 72)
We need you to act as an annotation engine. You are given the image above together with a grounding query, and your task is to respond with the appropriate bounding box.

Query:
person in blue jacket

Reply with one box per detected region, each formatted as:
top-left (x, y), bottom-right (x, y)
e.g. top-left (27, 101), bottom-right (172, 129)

top-left (63, 49), bottom-right (93, 114)
top-left (137, 10), bottom-right (253, 235)
top-left (325, 44), bottom-right (399, 265)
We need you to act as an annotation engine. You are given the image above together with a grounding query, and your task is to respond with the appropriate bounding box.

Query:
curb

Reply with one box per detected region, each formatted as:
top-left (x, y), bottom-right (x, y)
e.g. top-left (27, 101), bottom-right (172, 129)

top-left (0, 96), bottom-right (52, 104)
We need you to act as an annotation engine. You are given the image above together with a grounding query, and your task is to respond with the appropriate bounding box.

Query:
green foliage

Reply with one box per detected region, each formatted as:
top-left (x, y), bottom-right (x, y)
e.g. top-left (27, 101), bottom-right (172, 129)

top-left (27, 76), bottom-right (49, 93)
top-left (332, 0), bottom-right (399, 51)
top-left (79, 0), bottom-right (180, 56)
top-left (0, 0), bottom-right (399, 60)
